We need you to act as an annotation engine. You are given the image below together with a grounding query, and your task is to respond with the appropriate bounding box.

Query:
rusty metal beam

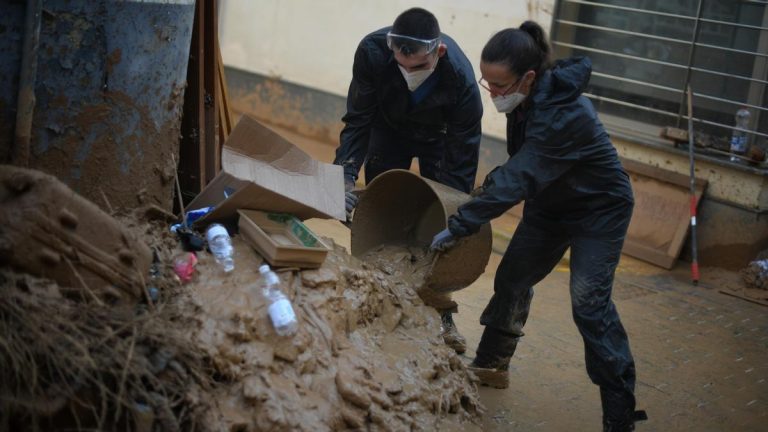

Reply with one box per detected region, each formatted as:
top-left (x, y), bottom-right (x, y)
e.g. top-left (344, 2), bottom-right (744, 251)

top-left (13, 0), bottom-right (42, 167)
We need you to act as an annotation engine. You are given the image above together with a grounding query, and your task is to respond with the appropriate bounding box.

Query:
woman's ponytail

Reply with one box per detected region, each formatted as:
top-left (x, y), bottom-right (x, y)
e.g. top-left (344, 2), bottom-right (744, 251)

top-left (519, 20), bottom-right (552, 74)
top-left (481, 20), bottom-right (553, 77)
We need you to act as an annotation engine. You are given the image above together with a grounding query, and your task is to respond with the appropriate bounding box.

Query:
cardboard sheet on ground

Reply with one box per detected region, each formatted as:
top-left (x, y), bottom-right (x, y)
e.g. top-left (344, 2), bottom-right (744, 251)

top-left (622, 159), bottom-right (707, 269)
top-left (187, 116), bottom-right (345, 222)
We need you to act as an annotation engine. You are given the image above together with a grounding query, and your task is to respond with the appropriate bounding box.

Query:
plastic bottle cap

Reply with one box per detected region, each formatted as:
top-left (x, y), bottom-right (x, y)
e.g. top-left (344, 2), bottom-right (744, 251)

top-left (206, 224), bottom-right (229, 243)
top-left (259, 264), bottom-right (270, 274)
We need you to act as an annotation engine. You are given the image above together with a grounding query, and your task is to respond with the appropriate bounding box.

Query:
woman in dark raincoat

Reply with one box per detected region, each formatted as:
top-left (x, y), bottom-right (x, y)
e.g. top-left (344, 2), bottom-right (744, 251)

top-left (430, 21), bottom-right (646, 432)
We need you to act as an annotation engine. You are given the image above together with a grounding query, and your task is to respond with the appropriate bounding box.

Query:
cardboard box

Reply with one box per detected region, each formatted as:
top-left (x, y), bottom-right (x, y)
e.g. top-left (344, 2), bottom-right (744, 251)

top-left (187, 115), bottom-right (345, 223)
top-left (238, 210), bottom-right (331, 268)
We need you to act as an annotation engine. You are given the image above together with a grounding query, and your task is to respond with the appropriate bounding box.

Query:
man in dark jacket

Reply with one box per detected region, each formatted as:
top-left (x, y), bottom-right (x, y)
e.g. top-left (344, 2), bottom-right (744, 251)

top-left (334, 7), bottom-right (483, 354)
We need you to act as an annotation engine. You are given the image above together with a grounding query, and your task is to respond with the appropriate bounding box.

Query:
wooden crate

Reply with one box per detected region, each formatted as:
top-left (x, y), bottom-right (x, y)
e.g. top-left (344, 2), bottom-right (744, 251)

top-left (237, 210), bottom-right (330, 268)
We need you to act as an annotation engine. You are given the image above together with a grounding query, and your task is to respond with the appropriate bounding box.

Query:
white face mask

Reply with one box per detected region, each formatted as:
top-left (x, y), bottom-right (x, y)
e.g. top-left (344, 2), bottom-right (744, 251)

top-left (492, 92), bottom-right (526, 113)
top-left (491, 73), bottom-right (528, 113)
top-left (398, 55), bottom-right (438, 91)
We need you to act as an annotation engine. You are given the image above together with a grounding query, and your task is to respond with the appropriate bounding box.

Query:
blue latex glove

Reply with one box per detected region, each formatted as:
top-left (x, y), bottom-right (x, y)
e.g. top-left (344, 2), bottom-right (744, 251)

top-left (345, 191), bottom-right (359, 219)
top-left (345, 180), bottom-right (359, 221)
top-left (430, 228), bottom-right (457, 252)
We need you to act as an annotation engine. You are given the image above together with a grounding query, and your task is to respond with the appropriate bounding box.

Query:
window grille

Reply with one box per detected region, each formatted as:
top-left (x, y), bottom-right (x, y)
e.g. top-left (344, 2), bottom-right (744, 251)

top-left (550, 0), bottom-right (768, 162)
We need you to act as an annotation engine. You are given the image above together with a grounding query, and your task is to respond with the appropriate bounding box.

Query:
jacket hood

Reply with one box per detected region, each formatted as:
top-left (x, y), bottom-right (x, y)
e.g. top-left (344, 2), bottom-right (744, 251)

top-left (531, 56), bottom-right (592, 107)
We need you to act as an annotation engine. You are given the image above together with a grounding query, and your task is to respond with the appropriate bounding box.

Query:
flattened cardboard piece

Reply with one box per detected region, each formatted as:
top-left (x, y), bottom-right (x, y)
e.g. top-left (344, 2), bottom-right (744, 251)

top-left (622, 159), bottom-right (707, 269)
top-left (188, 116), bottom-right (345, 222)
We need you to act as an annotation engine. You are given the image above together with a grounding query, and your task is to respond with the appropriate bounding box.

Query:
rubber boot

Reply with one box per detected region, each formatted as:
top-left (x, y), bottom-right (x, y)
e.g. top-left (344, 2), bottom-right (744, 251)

top-left (440, 311), bottom-right (467, 354)
top-left (602, 411), bottom-right (647, 432)
top-left (601, 388), bottom-right (647, 432)
top-left (466, 326), bottom-right (518, 389)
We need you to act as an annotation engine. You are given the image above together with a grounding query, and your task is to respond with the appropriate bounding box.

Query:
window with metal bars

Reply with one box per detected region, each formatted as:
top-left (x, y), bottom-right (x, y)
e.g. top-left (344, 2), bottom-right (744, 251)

top-left (550, 0), bottom-right (767, 165)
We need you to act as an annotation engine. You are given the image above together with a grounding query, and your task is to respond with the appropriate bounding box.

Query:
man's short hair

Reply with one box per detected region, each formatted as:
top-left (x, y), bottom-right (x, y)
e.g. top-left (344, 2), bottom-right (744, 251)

top-left (392, 8), bottom-right (440, 40)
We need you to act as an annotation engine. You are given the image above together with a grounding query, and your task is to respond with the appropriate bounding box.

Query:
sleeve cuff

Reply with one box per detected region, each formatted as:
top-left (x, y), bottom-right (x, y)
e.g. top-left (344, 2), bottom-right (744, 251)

top-left (448, 214), bottom-right (480, 238)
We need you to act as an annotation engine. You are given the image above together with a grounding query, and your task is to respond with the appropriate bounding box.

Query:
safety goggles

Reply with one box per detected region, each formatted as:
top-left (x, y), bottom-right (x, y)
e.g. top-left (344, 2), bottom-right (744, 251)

top-left (386, 32), bottom-right (439, 56)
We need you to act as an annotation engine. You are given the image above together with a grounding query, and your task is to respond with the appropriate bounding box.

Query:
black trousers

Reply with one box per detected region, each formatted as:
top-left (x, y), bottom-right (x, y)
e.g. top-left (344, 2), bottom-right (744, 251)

top-left (480, 219), bottom-right (637, 418)
top-left (363, 127), bottom-right (444, 186)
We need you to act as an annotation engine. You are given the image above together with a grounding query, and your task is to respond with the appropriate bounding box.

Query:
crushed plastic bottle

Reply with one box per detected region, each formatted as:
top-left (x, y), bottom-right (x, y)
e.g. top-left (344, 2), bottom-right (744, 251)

top-left (206, 224), bottom-right (234, 272)
top-left (730, 108), bottom-right (751, 162)
top-left (259, 264), bottom-right (298, 336)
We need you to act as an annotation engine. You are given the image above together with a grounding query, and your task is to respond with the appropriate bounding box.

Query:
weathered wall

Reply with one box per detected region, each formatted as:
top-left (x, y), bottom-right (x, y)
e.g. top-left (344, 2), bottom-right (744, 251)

top-left (614, 136), bottom-right (768, 211)
top-left (0, 0), bottom-right (195, 212)
top-left (683, 198), bottom-right (768, 269)
top-left (219, 0), bottom-right (555, 140)
top-left (224, 66), bottom-right (507, 186)
top-left (613, 135), bottom-right (768, 269)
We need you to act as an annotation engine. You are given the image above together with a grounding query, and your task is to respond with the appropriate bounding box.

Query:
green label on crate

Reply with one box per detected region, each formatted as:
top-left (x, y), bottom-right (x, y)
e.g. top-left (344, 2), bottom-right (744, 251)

top-left (267, 213), bottom-right (318, 247)
top-left (267, 213), bottom-right (292, 223)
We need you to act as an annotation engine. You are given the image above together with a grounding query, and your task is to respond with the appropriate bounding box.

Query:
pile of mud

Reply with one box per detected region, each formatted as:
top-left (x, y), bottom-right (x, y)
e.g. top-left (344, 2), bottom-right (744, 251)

top-left (360, 244), bottom-right (456, 311)
top-left (185, 236), bottom-right (480, 430)
top-left (0, 168), bottom-right (482, 431)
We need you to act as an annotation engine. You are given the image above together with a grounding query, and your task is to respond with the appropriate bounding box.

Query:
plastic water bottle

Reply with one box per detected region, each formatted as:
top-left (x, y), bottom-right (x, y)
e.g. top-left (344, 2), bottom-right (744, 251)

top-left (730, 108), bottom-right (751, 162)
top-left (206, 224), bottom-right (234, 272)
top-left (259, 264), bottom-right (298, 336)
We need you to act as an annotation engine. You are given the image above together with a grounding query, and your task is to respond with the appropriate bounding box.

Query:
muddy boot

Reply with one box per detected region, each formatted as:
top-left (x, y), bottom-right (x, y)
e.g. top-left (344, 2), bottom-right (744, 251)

top-left (466, 326), bottom-right (519, 389)
top-left (602, 411), bottom-right (647, 432)
top-left (440, 311), bottom-right (467, 354)
top-left (467, 356), bottom-right (510, 389)
top-left (601, 388), bottom-right (647, 432)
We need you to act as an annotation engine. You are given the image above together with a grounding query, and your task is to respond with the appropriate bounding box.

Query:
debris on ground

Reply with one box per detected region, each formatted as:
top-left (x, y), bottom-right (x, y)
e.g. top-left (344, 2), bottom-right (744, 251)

top-left (0, 167), bottom-right (481, 431)
top-left (718, 250), bottom-right (768, 306)
top-left (0, 165), bottom-right (152, 303)
top-left (0, 269), bottom-right (210, 430)
top-left (741, 257), bottom-right (768, 291)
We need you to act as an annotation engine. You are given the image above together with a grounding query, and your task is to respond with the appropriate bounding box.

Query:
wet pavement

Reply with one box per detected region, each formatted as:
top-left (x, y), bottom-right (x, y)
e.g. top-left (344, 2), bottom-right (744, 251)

top-left (277, 123), bottom-right (766, 431)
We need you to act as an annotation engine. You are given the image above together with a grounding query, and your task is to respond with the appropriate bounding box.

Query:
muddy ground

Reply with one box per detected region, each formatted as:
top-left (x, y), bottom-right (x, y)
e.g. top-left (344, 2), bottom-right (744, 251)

top-left (304, 214), bottom-right (768, 432)
top-left (273, 124), bottom-right (767, 431)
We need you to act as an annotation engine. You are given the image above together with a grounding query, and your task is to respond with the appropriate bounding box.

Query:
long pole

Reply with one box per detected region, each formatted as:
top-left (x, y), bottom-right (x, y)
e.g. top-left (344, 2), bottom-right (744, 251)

top-left (686, 85), bottom-right (700, 285)
top-left (677, 0), bottom-right (704, 128)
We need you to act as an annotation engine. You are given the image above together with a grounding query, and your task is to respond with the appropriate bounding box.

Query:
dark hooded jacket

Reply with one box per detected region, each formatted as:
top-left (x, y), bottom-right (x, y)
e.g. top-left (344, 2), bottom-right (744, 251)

top-left (448, 57), bottom-right (634, 237)
top-left (333, 27), bottom-right (483, 193)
